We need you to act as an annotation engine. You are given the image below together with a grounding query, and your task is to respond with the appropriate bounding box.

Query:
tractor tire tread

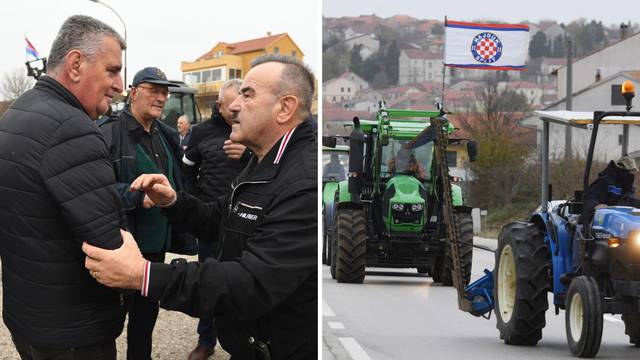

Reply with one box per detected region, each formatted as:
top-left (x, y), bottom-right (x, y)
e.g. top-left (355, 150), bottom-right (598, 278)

top-left (495, 221), bottom-right (550, 346)
top-left (336, 209), bottom-right (367, 283)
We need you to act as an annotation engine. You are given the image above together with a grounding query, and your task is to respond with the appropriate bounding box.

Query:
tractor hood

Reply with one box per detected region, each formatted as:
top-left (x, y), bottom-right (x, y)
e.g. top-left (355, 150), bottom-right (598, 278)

top-left (385, 174), bottom-right (425, 199)
top-left (383, 175), bottom-right (427, 232)
top-left (592, 206), bottom-right (640, 239)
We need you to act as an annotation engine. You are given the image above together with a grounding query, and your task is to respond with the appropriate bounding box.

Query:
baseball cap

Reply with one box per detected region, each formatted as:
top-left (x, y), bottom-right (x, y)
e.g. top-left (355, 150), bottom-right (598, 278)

top-left (617, 155), bottom-right (639, 172)
top-left (131, 67), bottom-right (178, 87)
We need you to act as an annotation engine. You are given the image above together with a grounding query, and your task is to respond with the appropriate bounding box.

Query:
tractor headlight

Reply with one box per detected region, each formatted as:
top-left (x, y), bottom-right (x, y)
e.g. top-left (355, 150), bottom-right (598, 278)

top-left (392, 203), bottom-right (405, 211)
top-left (411, 203), bottom-right (423, 212)
top-left (630, 232), bottom-right (640, 249)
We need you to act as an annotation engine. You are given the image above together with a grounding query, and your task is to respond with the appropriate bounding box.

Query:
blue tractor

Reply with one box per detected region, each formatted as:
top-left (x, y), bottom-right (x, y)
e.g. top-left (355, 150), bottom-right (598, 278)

top-left (460, 81), bottom-right (640, 357)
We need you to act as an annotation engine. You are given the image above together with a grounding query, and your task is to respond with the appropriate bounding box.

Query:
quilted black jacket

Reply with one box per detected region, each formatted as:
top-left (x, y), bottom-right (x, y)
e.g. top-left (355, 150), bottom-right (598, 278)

top-left (0, 76), bottom-right (126, 347)
top-left (182, 114), bottom-right (250, 201)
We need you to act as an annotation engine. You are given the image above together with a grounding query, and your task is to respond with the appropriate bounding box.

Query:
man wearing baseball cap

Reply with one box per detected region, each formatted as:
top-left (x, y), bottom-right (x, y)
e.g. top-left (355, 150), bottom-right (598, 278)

top-left (99, 67), bottom-right (185, 359)
top-left (583, 155), bottom-right (640, 222)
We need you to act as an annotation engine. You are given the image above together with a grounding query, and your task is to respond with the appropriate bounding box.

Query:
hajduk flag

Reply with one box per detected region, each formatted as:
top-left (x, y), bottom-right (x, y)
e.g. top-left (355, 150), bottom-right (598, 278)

top-left (444, 20), bottom-right (529, 70)
top-left (25, 37), bottom-right (41, 60)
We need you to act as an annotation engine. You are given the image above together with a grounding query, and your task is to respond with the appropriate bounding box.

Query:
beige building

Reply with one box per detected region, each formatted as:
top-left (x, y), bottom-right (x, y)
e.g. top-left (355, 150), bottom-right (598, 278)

top-left (181, 33), bottom-right (304, 117)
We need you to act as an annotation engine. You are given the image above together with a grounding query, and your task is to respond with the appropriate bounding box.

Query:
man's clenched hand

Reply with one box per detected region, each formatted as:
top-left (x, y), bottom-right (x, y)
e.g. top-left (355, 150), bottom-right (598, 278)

top-left (83, 229), bottom-right (146, 290)
top-left (130, 173), bottom-right (177, 207)
top-left (223, 139), bottom-right (247, 160)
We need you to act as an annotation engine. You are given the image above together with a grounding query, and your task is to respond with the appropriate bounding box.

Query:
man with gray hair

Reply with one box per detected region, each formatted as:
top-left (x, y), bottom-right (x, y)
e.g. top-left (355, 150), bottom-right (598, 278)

top-left (0, 15), bottom-right (127, 359)
top-left (181, 78), bottom-right (250, 359)
top-left (84, 55), bottom-right (317, 359)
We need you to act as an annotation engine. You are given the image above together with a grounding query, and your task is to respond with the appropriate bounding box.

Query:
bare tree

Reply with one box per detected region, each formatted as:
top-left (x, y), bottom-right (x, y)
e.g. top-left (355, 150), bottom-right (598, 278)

top-left (455, 76), bottom-right (535, 209)
top-left (1, 68), bottom-right (34, 101)
top-left (0, 101), bottom-right (11, 118)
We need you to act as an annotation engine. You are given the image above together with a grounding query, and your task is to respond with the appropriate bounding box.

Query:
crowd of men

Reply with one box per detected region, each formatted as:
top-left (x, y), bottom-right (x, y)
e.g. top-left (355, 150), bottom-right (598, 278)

top-left (0, 14), bottom-right (317, 360)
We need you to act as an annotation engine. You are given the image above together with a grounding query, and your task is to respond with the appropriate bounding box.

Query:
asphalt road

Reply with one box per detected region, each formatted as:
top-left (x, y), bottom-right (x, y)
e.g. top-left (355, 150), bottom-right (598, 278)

top-left (322, 238), bottom-right (640, 360)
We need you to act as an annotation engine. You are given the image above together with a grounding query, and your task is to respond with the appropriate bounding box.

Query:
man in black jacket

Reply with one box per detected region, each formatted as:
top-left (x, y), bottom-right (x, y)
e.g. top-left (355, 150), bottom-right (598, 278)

top-left (583, 155), bottom-right (640, 222)
top-left (0, 15), bottom-right (127, 359)
top-left (84, 54), bottom-right (317, 360)
top-left (99, 67), bottom-right (184, 360)
top-left (181, 78), bottom-right (249, 360)
top-left (182, 78), bottom-right (249, 202)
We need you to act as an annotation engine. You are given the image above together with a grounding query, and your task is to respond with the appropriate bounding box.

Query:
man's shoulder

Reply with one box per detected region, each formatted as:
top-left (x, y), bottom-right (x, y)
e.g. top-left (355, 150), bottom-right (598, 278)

top-left (9, 87), bottom-right (87, 125)
top-left (191, 119), bottom-right (219, 137)
top-left (279, 139), bottom-right (317, 182)
top-left (7, 89), bottom-right (100, 144)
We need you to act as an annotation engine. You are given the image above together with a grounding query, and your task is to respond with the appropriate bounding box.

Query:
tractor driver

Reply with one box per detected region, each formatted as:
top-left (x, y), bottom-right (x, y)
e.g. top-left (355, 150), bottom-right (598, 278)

top-left (388, 147), bottom-right (427, 180)
top-left (324, 153), bottom-right (346, 181)
top-left (583, 155), bottom-right (640, 223)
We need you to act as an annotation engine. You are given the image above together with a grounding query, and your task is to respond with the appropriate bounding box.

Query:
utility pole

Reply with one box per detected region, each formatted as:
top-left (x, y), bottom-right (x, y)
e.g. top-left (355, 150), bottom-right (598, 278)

top-left (565, 38), bottom-right (573, 159)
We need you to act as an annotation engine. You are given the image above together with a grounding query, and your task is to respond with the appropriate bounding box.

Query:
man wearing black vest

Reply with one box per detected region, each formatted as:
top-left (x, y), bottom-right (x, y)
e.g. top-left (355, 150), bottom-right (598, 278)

top-left (99, 67), bottom-right (183, 360)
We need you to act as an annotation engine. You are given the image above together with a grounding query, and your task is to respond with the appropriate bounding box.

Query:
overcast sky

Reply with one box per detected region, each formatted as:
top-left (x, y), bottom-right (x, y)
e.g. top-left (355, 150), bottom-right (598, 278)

top-left (0, 0), bottom-right (319, 90)
top-left (323, 0), bottom-right (639, 25)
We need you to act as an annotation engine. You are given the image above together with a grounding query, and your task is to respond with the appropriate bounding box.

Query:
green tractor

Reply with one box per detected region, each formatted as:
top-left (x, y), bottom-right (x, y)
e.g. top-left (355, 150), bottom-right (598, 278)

top-left (328, 105), bottom-right (477, 285)
top-left (322, 143), bottom-right (349, 266)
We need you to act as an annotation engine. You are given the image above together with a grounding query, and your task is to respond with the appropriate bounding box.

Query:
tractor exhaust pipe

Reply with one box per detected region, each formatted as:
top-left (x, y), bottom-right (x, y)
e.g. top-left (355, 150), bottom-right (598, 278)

top-left (349, 117), bottom-right (365, 203)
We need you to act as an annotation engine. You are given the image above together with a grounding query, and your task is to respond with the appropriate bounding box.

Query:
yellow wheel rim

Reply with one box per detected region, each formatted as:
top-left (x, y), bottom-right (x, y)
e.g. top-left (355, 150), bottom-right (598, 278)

top-left (498, 244), bottom-right (516, 322)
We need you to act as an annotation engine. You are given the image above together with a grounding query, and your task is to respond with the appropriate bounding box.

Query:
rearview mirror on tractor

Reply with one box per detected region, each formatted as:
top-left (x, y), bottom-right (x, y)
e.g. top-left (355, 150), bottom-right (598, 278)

top-left (322, 136), bottom-right (337, 148)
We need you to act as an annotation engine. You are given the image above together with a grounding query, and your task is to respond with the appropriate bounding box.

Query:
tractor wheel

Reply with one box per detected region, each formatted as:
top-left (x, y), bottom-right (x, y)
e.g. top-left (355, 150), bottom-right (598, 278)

top-left (622, 312), bottom-right (640, 347)
top-left (322, 214), bottom-right (328, 265)
top-left (494, 221), bottom-right (550, 346)
top-left (336, 209), bottom-right (367, 283)
top-left (330, 225), bottom-right (337, 280)
top-left (438, 213), bottom-right (474, 287)
top-left (565, 276), bottom-right (603, 357)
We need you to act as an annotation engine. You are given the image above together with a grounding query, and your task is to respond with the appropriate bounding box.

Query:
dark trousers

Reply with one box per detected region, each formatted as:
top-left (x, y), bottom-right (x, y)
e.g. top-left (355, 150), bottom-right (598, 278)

top-left (196, 239), bottom-right (218, 348)
top-left (127, 252), bottom-right (165, 360)
top-left (12, 336), bottom-right (116, 360)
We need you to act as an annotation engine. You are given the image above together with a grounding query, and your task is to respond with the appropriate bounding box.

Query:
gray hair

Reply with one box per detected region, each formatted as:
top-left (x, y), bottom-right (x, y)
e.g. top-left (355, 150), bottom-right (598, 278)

top-left (177, 114), bottom-right (191, 126)
top-left (48, 15), bottom-right (126, 73)
top-left (218, 79), bottom-right (242, 102)
top-left (250, 54), bottom-right (315, 118)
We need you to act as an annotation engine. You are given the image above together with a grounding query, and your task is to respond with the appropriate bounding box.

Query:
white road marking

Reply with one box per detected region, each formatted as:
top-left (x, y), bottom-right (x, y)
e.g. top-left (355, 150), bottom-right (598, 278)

top-left (323, 299), bottom-right (335, 317)
top-left (338, 337), bottom-right (372, 360)
top-left (328, 321), bottom-right (345, 329)
top-left (604, 314), bottom-right (623, 323)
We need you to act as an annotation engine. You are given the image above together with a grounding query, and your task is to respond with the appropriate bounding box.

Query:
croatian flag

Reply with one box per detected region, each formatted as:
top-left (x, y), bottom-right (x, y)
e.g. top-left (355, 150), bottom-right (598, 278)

top-left (444, 20), bottom-right (529, 71)
top-left (25, 37), bottom-right (41, 60)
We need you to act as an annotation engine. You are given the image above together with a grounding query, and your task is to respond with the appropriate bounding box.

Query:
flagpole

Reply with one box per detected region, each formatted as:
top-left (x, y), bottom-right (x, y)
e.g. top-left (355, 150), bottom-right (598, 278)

top-left (441, 16), bottom-right (447, 111)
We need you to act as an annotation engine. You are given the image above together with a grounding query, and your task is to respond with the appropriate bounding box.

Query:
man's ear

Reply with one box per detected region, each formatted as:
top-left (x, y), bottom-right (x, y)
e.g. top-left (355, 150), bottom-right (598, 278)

top-left (275, 95), bottom-right (299, 125)
top-left (130, 87), bottom-right (138, 102)
top-left (65, 50), bottom-right (84, 83)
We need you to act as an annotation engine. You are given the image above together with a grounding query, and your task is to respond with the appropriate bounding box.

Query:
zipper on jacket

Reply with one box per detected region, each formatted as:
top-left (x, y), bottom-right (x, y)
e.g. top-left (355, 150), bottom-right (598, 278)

top-left (217, 179), bottom-right (271, 261)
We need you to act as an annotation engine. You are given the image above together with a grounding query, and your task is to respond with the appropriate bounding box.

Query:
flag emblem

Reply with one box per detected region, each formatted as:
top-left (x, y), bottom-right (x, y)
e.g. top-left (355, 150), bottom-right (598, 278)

top-left (445, 20), bottom-right (529, 70)
top-left (471, 32), bottom-right (502, 63)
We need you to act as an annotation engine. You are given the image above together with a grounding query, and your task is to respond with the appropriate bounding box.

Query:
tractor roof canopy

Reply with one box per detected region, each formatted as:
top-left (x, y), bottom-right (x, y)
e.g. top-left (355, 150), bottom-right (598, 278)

top-left (535, 110), bottom-right (640, 127)
top-left (358, 108), bottom-right (454, 140)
